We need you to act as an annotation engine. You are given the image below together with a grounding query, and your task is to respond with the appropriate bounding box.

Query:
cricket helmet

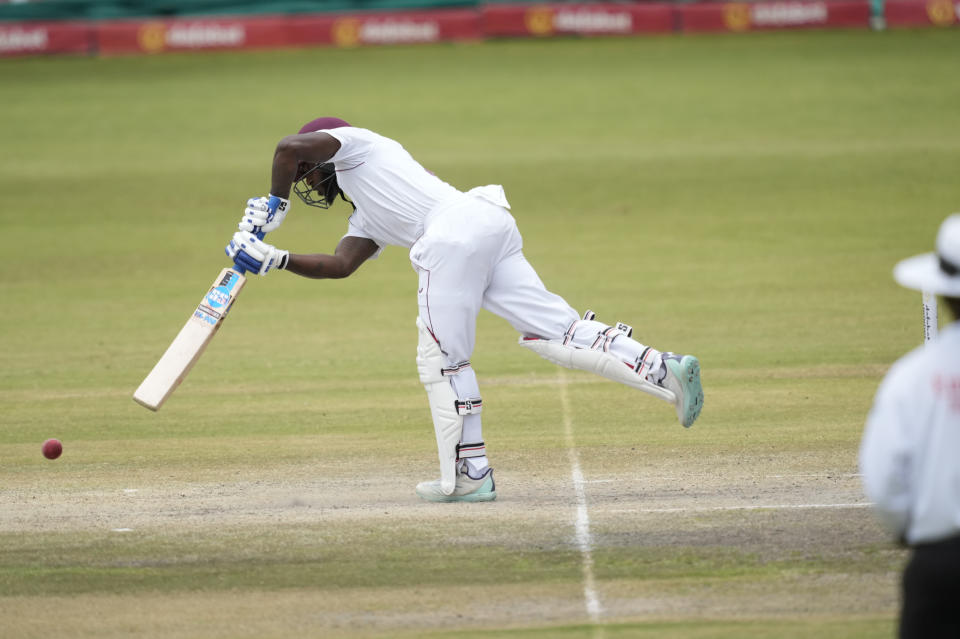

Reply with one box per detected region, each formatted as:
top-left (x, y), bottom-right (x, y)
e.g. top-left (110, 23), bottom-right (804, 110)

top-left (293, 117), bottom-right (352, 209)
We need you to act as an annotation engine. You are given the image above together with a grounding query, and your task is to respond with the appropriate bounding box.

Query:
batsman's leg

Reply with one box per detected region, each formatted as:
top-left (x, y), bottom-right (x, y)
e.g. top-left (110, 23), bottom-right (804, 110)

top-left (482, 251), bottom-right (703, 428)
top-left (415, 317), bottom-right (494, 501)
top-left (411, 216), bottom-right (500, 502)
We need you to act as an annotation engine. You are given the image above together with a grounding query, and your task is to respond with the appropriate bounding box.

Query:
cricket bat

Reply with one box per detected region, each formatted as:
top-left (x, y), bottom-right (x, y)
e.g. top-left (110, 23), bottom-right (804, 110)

top-left (133, 266), bottom-right (247, 411)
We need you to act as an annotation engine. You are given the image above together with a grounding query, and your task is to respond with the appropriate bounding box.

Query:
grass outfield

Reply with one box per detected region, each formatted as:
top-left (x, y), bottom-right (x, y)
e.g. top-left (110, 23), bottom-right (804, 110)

top-left (2, 28), bottom-right (959, 638)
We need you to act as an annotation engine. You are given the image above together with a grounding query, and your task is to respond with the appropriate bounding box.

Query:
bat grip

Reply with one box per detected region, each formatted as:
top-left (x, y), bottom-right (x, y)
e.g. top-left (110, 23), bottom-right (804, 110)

top-left (231, 231), bottom-right (267, 275)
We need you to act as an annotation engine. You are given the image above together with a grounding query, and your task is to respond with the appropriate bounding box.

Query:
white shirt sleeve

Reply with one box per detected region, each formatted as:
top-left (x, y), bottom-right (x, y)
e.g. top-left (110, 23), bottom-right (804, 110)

top-left (859, 362), bottom-right (914, 540)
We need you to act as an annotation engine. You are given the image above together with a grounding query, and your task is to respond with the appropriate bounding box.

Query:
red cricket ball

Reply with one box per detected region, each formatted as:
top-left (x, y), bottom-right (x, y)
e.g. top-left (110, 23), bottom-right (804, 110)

top-left (42, 438), bottom-right (62, 460)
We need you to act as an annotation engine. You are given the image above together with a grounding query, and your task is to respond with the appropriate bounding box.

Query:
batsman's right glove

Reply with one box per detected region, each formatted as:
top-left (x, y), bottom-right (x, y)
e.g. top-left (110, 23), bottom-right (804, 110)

top-left (225, 231), bottom-right (289, 276)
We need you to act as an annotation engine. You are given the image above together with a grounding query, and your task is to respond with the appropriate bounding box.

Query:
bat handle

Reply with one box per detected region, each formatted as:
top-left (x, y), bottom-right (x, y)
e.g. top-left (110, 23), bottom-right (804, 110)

top-left (231, 231), bottom-right (267, 275)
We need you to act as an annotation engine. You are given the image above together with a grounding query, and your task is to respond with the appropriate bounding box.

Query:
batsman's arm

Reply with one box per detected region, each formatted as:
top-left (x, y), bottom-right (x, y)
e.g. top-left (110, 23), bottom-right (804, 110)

top-left (284, 235), bottom-right (379, 280)
top-left (271, 132), bottom-right (342, 198)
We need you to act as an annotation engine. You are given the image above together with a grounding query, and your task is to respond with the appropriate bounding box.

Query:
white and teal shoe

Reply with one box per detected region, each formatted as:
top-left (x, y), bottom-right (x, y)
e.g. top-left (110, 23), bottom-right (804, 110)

top-left (416, 466), bottom-right (497, 503)
top-left (661, 354), bottom-right (703, 428)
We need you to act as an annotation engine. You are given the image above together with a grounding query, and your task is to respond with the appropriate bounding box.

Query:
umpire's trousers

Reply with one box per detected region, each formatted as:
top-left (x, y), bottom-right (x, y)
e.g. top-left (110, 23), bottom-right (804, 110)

top-left (900, 534), bottom-right (960, 639)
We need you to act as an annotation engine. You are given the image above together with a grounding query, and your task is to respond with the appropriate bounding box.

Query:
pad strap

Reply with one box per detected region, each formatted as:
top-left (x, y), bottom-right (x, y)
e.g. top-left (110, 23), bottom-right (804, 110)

top-left (634, 346), bottom-right (656, 378)
top-left (442, 360), bottom-right (472, 376)
top-left (455, 397), bottom-right (483, 415)
top-left (444, 362), bottom-right (482, 415)
top-left (569, 312), bottom-right (634, 353)
top-left (592, 326), bottom-right (622, 352)
top-left (564, 310), bottom-right (600, 345)
top-left (456, 441), bottom-right (486, 461)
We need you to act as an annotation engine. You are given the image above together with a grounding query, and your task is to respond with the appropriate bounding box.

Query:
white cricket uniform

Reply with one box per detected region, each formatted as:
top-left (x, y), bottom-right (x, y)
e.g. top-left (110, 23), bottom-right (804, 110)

top-left (318, 127), bottom-right (663, 463)
top-left (321, 127), bottom-right (579, 364)
top-left (860, 320), bottom-right (960, 545)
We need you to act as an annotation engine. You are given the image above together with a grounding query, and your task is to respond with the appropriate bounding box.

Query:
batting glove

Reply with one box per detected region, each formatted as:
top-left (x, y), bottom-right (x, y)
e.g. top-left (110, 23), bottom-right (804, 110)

top-left (225, 231), bottom-right (289, 276)
top-left (238, 195), bottom-right (290, 234)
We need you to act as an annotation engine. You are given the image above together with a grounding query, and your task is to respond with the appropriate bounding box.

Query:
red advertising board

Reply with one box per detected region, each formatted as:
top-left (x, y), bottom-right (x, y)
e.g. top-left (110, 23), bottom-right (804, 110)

top-left (94, 10), bottom-right (481, 55)
top-left (96, 16), bottom-right (289, 55)
top-left (1, 1), bottom-right (949, 59)
top-left (483, 3), bottom-right (674, 37)
top-left (680, 1), bottom-right (870, 32)
top-left (314, 9), bottom-right (481, 47)
top-left (0, 21), bottom-right (90, 57)
top-left (885, 0), bottom-right (959, 26)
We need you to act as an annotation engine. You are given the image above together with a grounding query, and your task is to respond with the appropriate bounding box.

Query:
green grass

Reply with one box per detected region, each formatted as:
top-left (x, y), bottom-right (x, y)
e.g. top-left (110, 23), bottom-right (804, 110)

top-left (413, 619), bottom-right (897, 639)
top-left (2, 28), bottom-right (957, 638)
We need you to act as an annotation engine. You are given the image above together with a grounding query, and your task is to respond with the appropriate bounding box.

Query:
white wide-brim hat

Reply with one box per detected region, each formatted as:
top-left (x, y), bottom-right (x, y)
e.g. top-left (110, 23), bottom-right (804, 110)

top-left (894, 213), bottom-right (960, 296)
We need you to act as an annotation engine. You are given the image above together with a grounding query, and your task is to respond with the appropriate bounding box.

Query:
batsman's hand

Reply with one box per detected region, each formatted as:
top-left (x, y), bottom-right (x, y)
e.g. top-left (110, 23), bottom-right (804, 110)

top-left (225, 231), bottom-right (289, 276)
top-left (238, 195), bottom-right (290, 234)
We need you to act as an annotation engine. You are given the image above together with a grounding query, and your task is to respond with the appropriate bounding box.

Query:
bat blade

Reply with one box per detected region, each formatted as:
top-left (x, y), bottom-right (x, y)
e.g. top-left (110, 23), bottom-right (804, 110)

top-left (134, 267), bottom-right (246, 411)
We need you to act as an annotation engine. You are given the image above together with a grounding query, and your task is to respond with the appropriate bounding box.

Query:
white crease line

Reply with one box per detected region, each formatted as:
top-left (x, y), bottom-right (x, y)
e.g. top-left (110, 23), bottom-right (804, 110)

top-left (558, 369), bottom-right (603, 624)
top-left (584, 474), bottom-right (861, 483)
top-left (766, 473), bottom-right (862, 479)
top-left (611, 502), bottom-right (874, 514)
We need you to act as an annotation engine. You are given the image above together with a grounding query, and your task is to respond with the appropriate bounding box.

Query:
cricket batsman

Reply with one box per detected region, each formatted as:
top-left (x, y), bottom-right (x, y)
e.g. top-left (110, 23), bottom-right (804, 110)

top-left (225, 117), bottom-right (704, 503)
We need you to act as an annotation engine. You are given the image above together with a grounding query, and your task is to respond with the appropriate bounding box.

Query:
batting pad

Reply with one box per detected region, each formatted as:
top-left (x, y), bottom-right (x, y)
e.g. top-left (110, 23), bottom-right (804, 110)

top-left (519, 337), bottom-right (676, 404)
top-left (416, 318), bottom-right (463, 496)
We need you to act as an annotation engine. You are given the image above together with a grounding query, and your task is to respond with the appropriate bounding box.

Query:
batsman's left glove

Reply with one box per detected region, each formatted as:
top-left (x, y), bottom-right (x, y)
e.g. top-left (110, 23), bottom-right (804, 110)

top-left (226, 231), bottom-right (289, 276)
top-left (238, 195), bottom-right (290, 234)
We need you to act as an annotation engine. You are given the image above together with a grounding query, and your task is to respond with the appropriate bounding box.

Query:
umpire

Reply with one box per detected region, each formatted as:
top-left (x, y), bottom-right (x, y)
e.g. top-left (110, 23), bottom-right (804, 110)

top-left (861, 213), bottom-right (960, 639)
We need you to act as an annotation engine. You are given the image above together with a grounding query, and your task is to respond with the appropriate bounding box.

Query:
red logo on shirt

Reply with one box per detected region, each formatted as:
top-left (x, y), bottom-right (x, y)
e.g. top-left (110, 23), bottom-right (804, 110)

top-left (932, 375), bottom-right (960, 412)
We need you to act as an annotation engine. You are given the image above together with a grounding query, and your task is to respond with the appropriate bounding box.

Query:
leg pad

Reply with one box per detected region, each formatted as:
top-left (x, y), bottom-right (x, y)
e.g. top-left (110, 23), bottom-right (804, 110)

top-left (519, 336), bottom-right (676, 403)
top-left (417, 318), bottom-right (463, 495)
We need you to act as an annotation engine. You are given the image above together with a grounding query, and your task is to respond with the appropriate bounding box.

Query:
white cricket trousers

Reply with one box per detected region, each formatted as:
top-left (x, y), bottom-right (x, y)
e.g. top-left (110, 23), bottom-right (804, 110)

top-left (409, 191), bottom-right (660, 458)
top-left (409, 191), bottom-right (577, 456)
top-left (410, 192), bottom-right (577, 367)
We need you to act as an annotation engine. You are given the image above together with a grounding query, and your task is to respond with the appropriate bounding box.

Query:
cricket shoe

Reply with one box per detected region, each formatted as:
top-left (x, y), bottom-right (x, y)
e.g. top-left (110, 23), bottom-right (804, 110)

top-left (660, 353), bottom-right (703, 428)
top-left (416, 466), bottom-right (497, 503)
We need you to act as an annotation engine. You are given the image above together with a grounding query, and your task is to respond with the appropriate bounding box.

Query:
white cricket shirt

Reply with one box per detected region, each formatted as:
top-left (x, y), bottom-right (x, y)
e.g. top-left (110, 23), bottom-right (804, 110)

top-left (860, 320), bottom-right (960, 544)
top-left (318, 127), bottom-right (462, 251)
